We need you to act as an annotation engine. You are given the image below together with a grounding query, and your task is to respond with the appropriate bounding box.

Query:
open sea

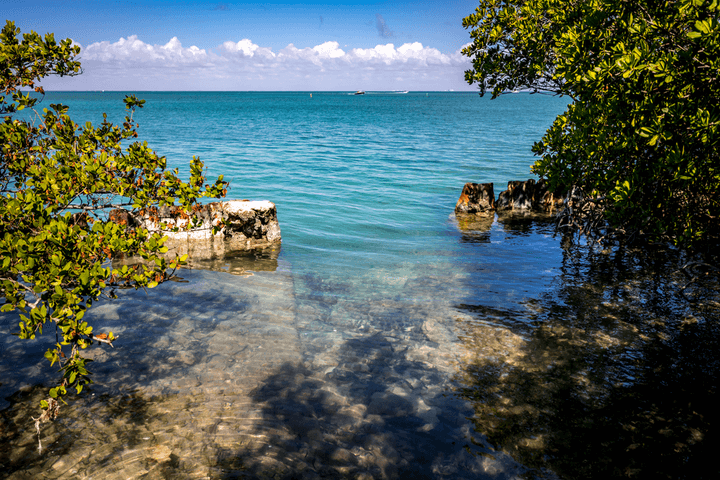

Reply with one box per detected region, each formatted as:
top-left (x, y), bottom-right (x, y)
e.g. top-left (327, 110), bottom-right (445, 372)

top-left (2, 92), bottom-right (719, 479)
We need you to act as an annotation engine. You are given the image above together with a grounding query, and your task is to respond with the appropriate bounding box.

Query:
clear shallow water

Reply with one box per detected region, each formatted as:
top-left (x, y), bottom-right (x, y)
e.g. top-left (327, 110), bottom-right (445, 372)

top-left (2, 92), bottom-right (718, 479)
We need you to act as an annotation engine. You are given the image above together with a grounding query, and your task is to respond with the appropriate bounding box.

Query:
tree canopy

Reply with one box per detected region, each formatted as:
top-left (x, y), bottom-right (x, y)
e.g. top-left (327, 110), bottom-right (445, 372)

top-left (463, 0), bottom-right (720, 249)
top-left (0, 20), bottom-right (228, 433)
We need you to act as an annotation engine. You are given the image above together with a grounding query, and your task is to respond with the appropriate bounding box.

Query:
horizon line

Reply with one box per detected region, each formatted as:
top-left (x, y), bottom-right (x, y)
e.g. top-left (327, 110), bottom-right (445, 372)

top-left (26, 90), bottom-right (486, 94)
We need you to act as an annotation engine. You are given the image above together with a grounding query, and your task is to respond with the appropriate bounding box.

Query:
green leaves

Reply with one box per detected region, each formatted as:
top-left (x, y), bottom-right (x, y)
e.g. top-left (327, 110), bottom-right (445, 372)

top-left (694, 17), bottom-right (718, 35)
top-left (123, 95), bottom-right (146, 110)
top-left (0, 20), bottom-right (229, 416)
top-left (464, 1), bottom-right (720, 248)
top-left (0, 22), bottom-right (80, 112)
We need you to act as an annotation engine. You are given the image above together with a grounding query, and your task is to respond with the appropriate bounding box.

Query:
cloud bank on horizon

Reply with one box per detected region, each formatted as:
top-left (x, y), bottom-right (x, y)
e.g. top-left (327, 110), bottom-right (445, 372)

top-left (41, 34), bottom-right (474, 91)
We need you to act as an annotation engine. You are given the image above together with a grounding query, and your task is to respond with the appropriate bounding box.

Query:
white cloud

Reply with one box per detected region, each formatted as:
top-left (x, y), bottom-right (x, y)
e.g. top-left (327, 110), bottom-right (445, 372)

top-left (348, 42), bottom-right (455, 67)
top-left (82, 36), bottom-right (211, 65)
top-left (219, 39), bottom-right (276, 59)
top-left (312, 41), bottom-right (345, 59)
top-left (45, 35), bottom-right (473, 91)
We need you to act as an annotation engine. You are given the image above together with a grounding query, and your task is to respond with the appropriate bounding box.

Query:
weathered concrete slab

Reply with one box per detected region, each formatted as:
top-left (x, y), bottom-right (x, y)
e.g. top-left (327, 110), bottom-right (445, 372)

top-left (110, 200), bottom-right (281, 260)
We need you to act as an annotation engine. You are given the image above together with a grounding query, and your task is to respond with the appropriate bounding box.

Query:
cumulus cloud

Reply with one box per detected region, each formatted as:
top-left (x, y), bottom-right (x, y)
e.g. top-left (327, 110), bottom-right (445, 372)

top-left (220, 39), bottom-right (276, 60)
top-left (375, 14), bottom-right (393, 38)
top-left (46, 35), bottom-right (473, 90)
top-left (312, 41), bottom-right (346, 59)
top-left (350, 42), bottom-right (452, 67)
top-left (82, 35), bottom-right (211, 66)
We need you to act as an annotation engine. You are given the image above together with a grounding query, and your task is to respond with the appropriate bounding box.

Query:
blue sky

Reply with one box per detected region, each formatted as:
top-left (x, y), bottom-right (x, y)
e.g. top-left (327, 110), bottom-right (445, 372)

top-left (5, 0), bottom-right (481, 91)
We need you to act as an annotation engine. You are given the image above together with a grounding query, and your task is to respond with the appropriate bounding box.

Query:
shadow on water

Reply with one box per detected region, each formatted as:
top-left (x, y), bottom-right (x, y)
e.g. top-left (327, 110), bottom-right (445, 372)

top-left (454, 214), bottom-right (720, 479)
top-left (209, 333), bottom-right (487, 480)
top-left (0, 263), bottom-right (289, 477)
top-left (198, 263), bottom-right (530, 479)
top-left (0, 387), bottom-right (179, 478)
top-left (7, 213), bottom-right (719, 479)
top-left (0, 255), bottom-right (528, 479)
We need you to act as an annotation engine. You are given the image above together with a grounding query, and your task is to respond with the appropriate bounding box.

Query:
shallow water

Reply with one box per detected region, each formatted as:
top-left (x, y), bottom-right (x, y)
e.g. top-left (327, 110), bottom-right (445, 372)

top-left (2, 214), bottom-right (549, 479)
top-left (2, 92), bottom-right (719, 479)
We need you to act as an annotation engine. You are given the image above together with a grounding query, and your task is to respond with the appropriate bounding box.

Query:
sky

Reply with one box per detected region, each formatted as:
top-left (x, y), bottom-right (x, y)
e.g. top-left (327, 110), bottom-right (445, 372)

top-left (4, 0), bottom-right (482, 91)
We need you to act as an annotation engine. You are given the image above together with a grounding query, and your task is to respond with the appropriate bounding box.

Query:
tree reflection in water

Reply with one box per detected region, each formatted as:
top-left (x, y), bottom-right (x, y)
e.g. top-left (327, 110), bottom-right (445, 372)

top-left (455, 214), bottom-right (720, 480)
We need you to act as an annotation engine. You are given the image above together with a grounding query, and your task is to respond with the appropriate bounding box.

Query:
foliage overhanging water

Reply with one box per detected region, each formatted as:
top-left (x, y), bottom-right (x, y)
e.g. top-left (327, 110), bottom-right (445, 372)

top-left (1, 92), bottom-right (718, 479)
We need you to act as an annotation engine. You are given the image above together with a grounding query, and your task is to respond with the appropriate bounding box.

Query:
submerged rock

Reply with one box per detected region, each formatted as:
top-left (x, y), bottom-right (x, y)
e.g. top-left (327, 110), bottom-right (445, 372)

top-left (497, 179), bottom-right (565, 212)
top-left (455, 179), bottom-right (565, 216)
top-left (496, 180), bottom-right (537, 211)
top-left (110, 200), bottom-right (281, 260)
top-left (455, 182), bottom-right (495, 215)
top-left (534, 179), bottom-right (566, 212)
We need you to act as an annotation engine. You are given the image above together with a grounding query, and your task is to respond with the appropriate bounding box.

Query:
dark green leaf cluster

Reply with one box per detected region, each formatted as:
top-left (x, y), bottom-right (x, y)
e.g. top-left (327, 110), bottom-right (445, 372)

top-left (463, 0), bottom-right (720, 248)
top-left (0, 21), bottom-right (229, 413)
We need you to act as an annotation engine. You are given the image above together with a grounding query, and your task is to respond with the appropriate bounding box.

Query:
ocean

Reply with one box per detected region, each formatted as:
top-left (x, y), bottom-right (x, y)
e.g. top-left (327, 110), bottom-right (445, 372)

top-left (2, 92), bottom-right (717, 479)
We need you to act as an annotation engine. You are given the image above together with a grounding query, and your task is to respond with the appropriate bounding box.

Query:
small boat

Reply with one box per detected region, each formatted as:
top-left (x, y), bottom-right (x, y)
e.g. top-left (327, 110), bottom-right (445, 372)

top-left (353, 90), bottom-right (365, 95)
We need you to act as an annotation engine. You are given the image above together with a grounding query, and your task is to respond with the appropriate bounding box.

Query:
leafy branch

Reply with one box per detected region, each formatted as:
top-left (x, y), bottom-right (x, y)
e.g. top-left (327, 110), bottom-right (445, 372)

top-left (0, 20), bottom-right (230, 446)
top-left (463, 0), bottom-right (720, 251)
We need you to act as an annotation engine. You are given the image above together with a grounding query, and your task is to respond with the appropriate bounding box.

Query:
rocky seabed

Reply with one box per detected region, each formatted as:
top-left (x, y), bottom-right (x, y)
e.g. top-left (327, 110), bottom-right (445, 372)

top-left (0, 190), bottom-right (562, 479)
top-left (0, 260), bottom-right (529, 480)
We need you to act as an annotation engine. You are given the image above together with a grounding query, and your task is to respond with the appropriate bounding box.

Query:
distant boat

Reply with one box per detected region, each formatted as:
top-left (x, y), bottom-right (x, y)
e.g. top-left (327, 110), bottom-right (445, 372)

top-left (392, 90), bottom-right (409, 94)
top-left (353, 90), bottom-right (365, 95)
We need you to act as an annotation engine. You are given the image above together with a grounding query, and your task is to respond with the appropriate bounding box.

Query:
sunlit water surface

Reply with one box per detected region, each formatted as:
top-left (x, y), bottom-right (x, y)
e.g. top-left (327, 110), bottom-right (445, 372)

top-left (2, 92), bottom-right (718, 479)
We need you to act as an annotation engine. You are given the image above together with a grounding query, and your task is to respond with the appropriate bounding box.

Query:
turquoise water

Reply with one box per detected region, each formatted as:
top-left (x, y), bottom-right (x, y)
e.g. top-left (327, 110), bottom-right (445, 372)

top-left (35, 91), bottom-right (569, 302)
top-left (7, 92), bottom-right (716, 479)
top-left (1, 91), bottom-right (571, 478)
